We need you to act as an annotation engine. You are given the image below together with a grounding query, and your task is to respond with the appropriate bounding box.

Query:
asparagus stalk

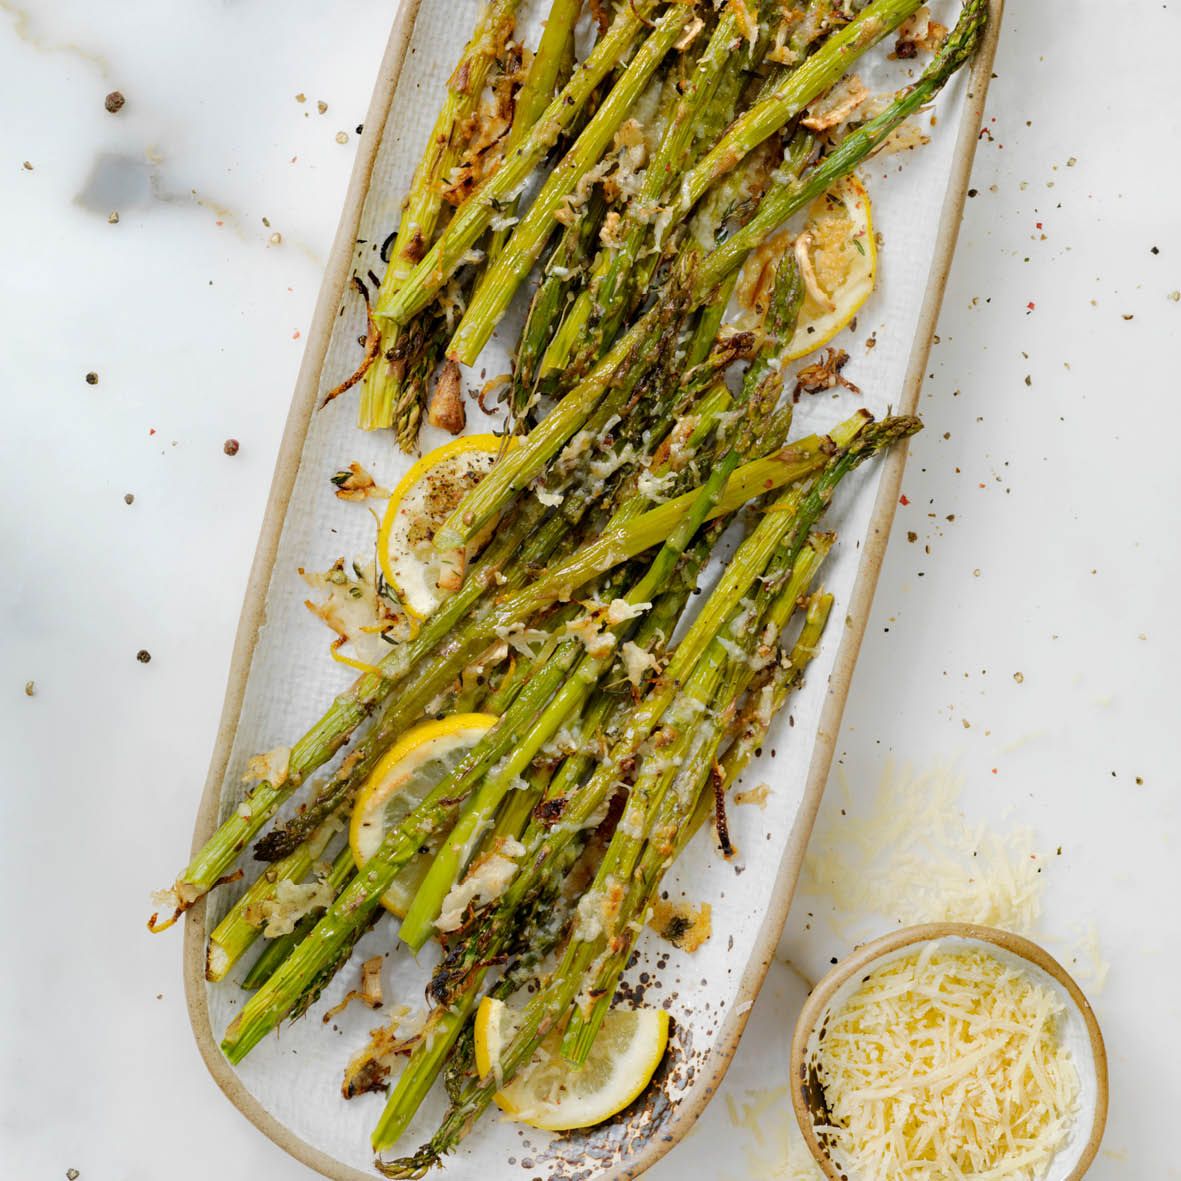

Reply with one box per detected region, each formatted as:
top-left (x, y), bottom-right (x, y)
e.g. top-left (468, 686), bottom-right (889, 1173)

top-left (510, 190), bottom-right (608, 421)
top-left (241, 845), bottom-right (356, 991)
top-left (204, 818), bottom-right (339, 982)
top-left (485, 0), bottom-right (584, 269)
top-left (702, 590), bottom-right (835, 834)
top-left (562, 535), bottom-right (834, 1059)
top-left (653, 0), bottom-right (921, 246)
top-left (448, 5), bottom-right (692, 366)
top-left (377, 0), bottom-right (663, 326)
top-left (358, 0), bottom-right (522, 433)
top-left (537, 0), bottom-right (782, 381)
top-left (700, 0), bottom-right (991, 293)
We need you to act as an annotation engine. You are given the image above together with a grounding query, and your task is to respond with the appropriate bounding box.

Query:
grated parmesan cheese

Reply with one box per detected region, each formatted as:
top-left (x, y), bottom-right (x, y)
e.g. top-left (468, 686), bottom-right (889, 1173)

top-left (606, 598), bottom-right (651, 625)
top-left (254, 877), bottom-right (334, 937)
top-left (621, 640), bottom-right (658, 687)
top-left (726, 1085), bottom-right (826, 1180)
top-left (811, 943), bottom-right (1080, 1181)
top-left (635, 466), bottom-right (677, 503)
top-left (434, 837), bottom-right (525, 933)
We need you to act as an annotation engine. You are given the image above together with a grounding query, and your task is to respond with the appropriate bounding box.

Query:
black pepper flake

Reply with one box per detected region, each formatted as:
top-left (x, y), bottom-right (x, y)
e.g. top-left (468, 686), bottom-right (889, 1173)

top-left (223, 438), bottom-right (240, 456)
top-left (85, 371), bottom-right (99, 385)
top-left (105, 90), bottom-right (126, 113)
top-left (136, 649), bottom-right (152, 664)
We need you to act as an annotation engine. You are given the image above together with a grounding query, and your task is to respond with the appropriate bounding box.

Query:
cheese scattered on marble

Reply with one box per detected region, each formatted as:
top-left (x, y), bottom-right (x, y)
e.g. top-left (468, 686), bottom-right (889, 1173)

top-left (802, 761), bottom-right (1044, 936)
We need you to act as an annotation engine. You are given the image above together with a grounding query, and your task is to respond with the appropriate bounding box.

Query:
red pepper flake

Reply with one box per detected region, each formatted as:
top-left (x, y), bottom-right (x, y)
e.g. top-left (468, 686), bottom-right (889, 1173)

top-left (292, 330), bottom-right (302, 340)
top-left (1026, 301), bottom-right (1036, 313)
top-left (215, 220), bottom-right (224, 227)
top-left (1035, 222), bottom-right (1043, 230)
top-left (149, 428), bottom-right (157, 436)
top-left (991, 767), bottom-right (998, 775)
top-left (978, 482), bottom-right (986, 488)
top-left (899, 494), bottom-right (910, 506)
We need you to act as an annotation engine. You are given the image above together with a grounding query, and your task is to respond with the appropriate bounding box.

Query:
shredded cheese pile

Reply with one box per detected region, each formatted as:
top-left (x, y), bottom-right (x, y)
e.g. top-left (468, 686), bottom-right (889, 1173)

top-left (812, 943), bottom-right (1080, 1181)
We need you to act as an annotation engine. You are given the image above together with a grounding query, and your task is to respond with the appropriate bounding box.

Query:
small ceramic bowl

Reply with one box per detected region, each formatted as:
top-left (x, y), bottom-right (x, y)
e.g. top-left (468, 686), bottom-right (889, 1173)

top-left (790, 923), bottom-right (1109, 1181)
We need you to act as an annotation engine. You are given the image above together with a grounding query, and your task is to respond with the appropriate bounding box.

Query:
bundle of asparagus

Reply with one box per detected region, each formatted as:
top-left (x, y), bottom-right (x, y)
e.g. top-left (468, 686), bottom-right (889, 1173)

top-left (151, 0), bottom-right (987, 1171)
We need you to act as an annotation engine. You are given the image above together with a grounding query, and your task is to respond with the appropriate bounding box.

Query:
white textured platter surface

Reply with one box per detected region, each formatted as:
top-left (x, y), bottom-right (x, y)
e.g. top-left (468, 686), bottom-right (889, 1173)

top-left (183, 2), bottom-right (1003, 1178)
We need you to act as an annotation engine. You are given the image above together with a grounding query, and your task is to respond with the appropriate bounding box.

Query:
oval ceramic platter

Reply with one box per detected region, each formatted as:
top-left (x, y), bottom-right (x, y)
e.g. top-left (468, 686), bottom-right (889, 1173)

top-left (182, 2), bottom-right (1004, 1177)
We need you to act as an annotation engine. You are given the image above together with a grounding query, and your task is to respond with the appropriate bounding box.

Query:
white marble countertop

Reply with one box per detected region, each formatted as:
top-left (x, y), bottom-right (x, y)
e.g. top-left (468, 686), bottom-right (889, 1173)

top-left (2, 1), bottom-right (1178, 1178)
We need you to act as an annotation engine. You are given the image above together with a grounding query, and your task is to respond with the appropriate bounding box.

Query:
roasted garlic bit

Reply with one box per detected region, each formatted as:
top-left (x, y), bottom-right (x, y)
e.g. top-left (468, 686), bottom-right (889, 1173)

top-left (428, 359), bottom-right (467, 435)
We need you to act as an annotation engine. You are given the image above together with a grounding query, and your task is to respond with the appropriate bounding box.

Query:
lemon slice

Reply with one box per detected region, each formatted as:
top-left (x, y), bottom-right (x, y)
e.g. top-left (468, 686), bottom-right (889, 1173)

top-left (782, 176), bottom-right (875, 361)
top-left (474, 996), bottom-right (670, 1131)
top-left (378, 435), bottom-right (510, 620)
top-left (349, 713), bottom-right (497, 917)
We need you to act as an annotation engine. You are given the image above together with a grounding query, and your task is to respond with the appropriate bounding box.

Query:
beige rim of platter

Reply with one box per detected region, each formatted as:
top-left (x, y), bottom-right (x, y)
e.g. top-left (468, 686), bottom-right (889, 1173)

top-left (181, 3), bottom-right (1007, 1178)
top-left (789, 922), bottom-right (1110, 1181)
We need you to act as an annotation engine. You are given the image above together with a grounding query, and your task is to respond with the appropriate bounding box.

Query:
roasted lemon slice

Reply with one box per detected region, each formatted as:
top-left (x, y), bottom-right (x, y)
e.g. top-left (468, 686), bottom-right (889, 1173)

top-left (474, 996), bottom-right (670, 1132)
top-left (377, 435), bottom-right (510, 620)
top-left (782, 175), bottom-right (875, 361)
top-left (349, 713), bottom-right (497, 917)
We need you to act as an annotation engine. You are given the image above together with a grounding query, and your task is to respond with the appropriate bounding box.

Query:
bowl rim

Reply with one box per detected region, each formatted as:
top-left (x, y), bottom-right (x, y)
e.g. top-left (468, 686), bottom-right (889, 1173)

top-left (788, 921), bottom-right (1109, 1181)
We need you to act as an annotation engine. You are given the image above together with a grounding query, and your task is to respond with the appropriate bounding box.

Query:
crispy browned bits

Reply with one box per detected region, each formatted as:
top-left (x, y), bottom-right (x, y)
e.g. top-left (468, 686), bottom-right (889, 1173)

top-left (104, 90), bottom-right (125, 113)
top-left (223, 438), bottom-right (240, 456)
top-left (427, 360), bottom-right (466, 435)
top-left (136, 649), bottom-right (152, 664)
